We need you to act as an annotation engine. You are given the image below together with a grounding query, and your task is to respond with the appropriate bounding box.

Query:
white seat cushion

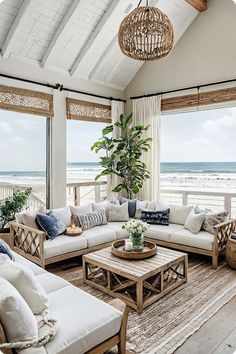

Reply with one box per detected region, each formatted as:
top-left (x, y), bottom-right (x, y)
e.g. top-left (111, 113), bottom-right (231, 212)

top-left (44, 235), bottom-right (87, 259)
top-left (170, 229), bottom-right (215, 251)
top-left (45, 285), bottom-right (122, 354)
top-left (82, 226), bottom-right (116, 247)
top-left (145, 224), bottom-right (184, 241)
top-left (36, 272), bottom-right (69, 295)
top-left (106, 222), bottom-right (129, 239)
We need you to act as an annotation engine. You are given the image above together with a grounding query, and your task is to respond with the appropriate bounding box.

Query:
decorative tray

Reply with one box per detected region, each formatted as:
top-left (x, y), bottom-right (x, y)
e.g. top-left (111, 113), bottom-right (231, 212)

top-left (111, 240), bottom-right (157, 260)
top-left (65, 227), bottom-right (83, 237)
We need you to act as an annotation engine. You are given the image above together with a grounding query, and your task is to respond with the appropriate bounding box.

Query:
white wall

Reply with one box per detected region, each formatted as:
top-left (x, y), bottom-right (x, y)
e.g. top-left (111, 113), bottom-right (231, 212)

top-left (125, 0), bottom-right (236, 112)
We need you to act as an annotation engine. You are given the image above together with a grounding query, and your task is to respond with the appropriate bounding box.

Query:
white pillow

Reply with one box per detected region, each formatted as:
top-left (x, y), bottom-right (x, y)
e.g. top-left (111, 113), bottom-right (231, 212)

top-left (22, 212), bottom-right (39, 230)
top-left (70, 203), bottom-right (93, 217)
top-left (135, 200), bottom-right (148, 219)
top-left (52, 206), bottom-right (72, 227)
top-left (0, 277), bottom-right (38, 343)
top-left (184, 209), bottom-right (205, 234)
top-left (93, 201), bottom-right (115, 218)
top-left (108, 202), bottom-right (129, 222)
top-left (156, 202), bottom-right (193, 225)
top-left (0, 257), bottom-right (49, 315)
top-left (15, 212), bottom-right (24, 224)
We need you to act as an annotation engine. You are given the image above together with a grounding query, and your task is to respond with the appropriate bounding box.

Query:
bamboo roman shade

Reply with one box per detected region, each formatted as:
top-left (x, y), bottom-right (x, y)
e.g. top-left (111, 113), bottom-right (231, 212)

top-left (66, 98), bottom-right (112, 123)
top-left (161, 87), bottom-right (236, 112)
top-left (0, 85), bottom-right (53, 117)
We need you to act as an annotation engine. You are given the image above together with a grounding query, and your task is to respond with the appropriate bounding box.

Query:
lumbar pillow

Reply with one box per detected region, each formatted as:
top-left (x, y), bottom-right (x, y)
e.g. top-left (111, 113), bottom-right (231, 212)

top-left (156, 202), bottom-right (193, 225)
top-left (0, 257), bottom-right (49, 315)
top-left (73, 209), bottom-right (107, 230)
top-left (119, 197), bottom-right (137, 218)
top-left (202, 211), bottom-right (228, 235)
top-left (52, 206), bottom-right (72, 227)
top-left (36, 212), bottom-right (66, 240)
top-left (184, 209), bottom-right (205, 234)
top-left (0, 277), bottom-right (38, 344)
top-left (108, 202), bottom-right (129, 222)
top-left (0, 240), bottom-right (14, 261)
top-left (141, 209), bottom-right (170, 225)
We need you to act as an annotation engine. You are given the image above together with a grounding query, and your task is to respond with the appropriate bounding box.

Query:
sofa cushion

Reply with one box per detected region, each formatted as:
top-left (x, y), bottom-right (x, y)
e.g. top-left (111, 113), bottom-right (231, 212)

top-left (14, 252), bottom-right (46, 276)
top-left (36, 272), bottom-right (69, 295)
top-left (44, 285), bottom-right (122, 354)
top-left (44, 235), bottom-right (87, 259)
top-left (106, 222), bottom-right (129, 239)
top-left (170, 229), bottom-right (215, 251)
top-left (22, 212), bottom-right (39, 230)
top-left (156, 203), bottom-right (193, 225)
top-left (82, 226), bottom-right (116, 247)
top-left (52, 206), bottom-right (72, 228)
top-left (145, 223), bottom-right (184, 241)
top-left (184, 208), bottom-right (205, 234)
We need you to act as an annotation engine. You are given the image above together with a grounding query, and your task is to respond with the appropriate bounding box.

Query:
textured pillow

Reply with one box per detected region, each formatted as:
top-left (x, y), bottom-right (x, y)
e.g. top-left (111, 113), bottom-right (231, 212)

top-left (73, 209), bottom-right (107, 230)
top-left (135, 200), bottom-right (148, 219)
top-left (15, 212), bottom-right (24, 224)
top-left (0, 239), bottom-right (14, 261)
top-left (108, 202), bottom-right (129, 222)
top-left (36, 212), bottom-right (66, 240)
top-left (141, 209), bottom-right (170, 225)
top-left (93, 201), bottom-right (112, 219)
top-left (22, 212), bottom-right (39, 229)
top-left (156, 202), bottom-right (193, 225)
top-left (52, 206), bottom-right (72, 228)
top-left (202, 211), bottom-right (228, 235)
top-left (184, 209), bottom-right (205, 234)
top-left (0, 277), bottom-right (38, 343)
top-left (119, 197), bottom-right (137, 218)
top-left (70, 203), bottom-right (93, 217)
top-left (0, 257), bottom-right (49, 315)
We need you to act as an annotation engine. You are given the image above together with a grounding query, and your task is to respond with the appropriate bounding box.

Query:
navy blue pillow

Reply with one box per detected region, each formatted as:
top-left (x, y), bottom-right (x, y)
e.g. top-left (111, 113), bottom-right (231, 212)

top-left (119, 197), bottom-right (137, 218)
top-left (141, 209), bottom-right (170, 226)
top-left (0, 240), bottom-right (15, 261)
top-left (36, 212), bottom-right (66, 240)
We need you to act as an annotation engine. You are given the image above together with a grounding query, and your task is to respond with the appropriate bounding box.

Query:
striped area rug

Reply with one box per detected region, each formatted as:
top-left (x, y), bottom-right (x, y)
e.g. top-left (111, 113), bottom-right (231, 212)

top-left (48, 254), bottom-right (236, 354)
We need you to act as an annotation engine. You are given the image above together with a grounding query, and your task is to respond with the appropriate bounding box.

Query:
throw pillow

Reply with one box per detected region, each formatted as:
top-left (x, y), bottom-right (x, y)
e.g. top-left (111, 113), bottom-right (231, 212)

top-left (0, 257), bottom-right (49, 315)
top-left (119, 197), bottom-right (137, 218)
top-left (70, 203), bottom-right (93, 217)
top-left (108, 202), bottom-right (129, 222)
top-left (0, 239), bottom-right (15, 261)
top-left (141, 209), bottom-right (170, 225)
top-left (202, 211), bottom-right (228, 235)
top-left (93, 201), bottom-right (112, 219)
top-left (36, 212), bottom-right (66, 240)
top-left (135, 200), bottom-right (148, 219)
top-left (73, 209), bottom-right (107, 230)
top-left (184, 209), bottom-right (205, 234)
top-left (156, 202), bottom-right (193, 225)
top-left (22, 212), bottom-right (39, 229)
top-left (52, 206), bottom-right (72, 227)
top-left (0, 277), bottom-right (38, 343)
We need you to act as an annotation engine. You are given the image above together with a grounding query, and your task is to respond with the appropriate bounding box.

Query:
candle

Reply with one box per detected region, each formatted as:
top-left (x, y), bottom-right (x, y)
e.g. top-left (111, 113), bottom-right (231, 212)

top-left (125, 239), bottom-right (133, 251)
top-left (71, 223), bottom-right (76, 231)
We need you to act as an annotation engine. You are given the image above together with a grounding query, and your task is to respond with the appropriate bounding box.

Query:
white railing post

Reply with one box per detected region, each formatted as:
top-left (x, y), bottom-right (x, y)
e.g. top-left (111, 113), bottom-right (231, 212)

top-left (182, 191), bottom-right (188, 206)
top-left (224, 195), bottom-right (232, 217)
top-left (74, 186), bottom-right (80, 206)
top-left (95, 184), bottom-right (101, 203)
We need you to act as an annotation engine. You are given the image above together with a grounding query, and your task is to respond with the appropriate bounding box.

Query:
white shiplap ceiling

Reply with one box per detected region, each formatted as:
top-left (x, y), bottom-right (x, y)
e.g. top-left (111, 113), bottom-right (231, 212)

top-left (0, 0), bottom-right (199, 90)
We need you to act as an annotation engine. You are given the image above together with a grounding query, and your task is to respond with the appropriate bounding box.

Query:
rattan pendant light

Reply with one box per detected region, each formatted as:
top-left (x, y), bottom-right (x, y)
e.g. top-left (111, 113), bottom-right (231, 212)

top-left (118, 0), bottom-right (174, 61)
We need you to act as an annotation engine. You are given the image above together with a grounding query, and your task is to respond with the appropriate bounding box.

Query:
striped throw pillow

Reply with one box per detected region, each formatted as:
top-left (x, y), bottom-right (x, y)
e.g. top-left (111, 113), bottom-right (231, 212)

top-left (72, 209), bottom-right (107, 230)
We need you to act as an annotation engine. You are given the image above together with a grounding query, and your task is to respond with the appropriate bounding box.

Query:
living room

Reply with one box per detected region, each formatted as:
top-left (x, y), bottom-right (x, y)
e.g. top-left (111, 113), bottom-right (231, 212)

top-left (0, 0), bottom-right (236, 353)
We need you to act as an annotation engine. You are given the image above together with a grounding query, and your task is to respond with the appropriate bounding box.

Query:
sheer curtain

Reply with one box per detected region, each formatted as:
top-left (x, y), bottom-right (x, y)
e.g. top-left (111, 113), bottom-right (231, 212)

top-left (107, 100), bottom-right (124, 200)
top-left (133, 96), bottom-right (161, 201)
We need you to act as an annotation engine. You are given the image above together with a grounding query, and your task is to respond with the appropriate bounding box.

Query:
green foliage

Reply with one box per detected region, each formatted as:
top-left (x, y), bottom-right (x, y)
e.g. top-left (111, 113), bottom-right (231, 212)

top-left (91, 113), bottom-right (152, 199)
top-left (0, 188), bottom-right (32, 228)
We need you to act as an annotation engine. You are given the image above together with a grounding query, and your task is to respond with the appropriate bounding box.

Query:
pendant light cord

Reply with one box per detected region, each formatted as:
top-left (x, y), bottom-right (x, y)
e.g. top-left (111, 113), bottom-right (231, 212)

top-left (137, 0), bottom-right (149, 7)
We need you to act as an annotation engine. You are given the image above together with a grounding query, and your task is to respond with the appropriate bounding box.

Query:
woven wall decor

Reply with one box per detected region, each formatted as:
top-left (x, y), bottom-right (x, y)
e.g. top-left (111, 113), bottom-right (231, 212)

top-left (118, 4), bottom-right (174, 61)
top-left (66, 98), bottom-right (111, 123)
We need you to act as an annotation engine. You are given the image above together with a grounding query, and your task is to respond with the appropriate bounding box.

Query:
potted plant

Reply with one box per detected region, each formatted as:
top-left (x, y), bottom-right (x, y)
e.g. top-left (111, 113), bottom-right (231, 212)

top-left (91, 113), bottom-right (151, 198)
top-left (122, 219), bottom-right (149, 250)
top-left (0, 188), bottom-right (32, 233)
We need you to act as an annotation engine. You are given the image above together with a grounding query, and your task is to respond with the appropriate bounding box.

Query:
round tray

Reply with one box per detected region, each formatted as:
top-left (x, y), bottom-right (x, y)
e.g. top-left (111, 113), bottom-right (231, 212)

top-left (111, 240), bottom-right (157, 260)
top-left (65, 227), bottom-right (82, 237)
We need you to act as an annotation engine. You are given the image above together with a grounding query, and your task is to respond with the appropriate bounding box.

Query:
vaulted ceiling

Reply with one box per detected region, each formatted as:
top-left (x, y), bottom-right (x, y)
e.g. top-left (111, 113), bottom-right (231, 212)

top-left (0, 0), bottom-right (204, 91)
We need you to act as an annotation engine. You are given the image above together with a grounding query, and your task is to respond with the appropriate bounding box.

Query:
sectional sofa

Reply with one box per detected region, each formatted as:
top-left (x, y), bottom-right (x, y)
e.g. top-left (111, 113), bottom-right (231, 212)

top-left (9, 202), bottom-right (235, 269)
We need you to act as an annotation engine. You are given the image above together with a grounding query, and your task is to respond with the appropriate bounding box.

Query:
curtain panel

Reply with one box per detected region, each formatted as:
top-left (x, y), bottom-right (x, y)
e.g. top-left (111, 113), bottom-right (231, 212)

top-left (133, 96), bottom-right (161, 201)
top-left (0, 85), bottom-right (53, 117)
top-left (66, 98), bottom-right (111, 123)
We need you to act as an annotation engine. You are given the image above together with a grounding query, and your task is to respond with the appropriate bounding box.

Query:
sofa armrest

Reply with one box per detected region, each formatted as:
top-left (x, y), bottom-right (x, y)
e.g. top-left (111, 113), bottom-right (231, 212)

top-left (9, 221), bottom-right (46, 268)
top-left (109, 299), bottom-right (129, 354)
top-left (213, 219), bottom-right (236, 252)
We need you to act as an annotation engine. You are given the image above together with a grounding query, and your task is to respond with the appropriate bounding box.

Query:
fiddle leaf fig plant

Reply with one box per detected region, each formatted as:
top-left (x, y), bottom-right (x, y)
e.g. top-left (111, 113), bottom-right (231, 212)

top-left (0, 188), bottom-right (32, 229)
top-left (91, 113), bottom-right (152, 199)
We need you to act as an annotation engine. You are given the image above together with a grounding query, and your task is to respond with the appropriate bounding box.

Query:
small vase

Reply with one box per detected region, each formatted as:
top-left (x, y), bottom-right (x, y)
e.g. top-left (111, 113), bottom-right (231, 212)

top-left (130, 232), bottom-right (144, 250)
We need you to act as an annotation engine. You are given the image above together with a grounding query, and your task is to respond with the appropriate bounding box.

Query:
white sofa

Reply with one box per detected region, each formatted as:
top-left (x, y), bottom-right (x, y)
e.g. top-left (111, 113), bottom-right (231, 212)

top-left (9, 204), bottom-right (235, 269)
top-left (0, 251), bottom-right (128, 354)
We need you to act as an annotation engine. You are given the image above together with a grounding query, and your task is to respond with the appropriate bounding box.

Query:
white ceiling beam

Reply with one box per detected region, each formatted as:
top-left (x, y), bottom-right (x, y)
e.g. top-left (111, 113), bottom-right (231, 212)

top-left (1, 0), bottom-right (34, 58)
top-left (70, 0), bottom-right (119, 76)
top-left (41, 0), bottom-right (81, 68)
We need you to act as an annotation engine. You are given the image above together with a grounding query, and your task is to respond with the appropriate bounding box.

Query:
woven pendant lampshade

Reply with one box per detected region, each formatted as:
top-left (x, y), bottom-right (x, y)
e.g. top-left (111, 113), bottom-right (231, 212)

top-left (118, 3), bottom-right (174, 61)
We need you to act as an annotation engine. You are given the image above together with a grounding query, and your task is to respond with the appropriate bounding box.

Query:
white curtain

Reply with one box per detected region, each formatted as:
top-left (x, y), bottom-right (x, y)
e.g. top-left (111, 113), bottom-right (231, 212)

top-left (133, 96), bottom-right (161, 201)
top-left (107, 100), bottom-right (124, 201)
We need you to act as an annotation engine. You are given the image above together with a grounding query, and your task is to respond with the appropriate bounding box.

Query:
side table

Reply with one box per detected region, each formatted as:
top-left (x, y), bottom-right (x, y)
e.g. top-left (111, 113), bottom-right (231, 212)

top-left (226, 234), bottom-right (236, 270)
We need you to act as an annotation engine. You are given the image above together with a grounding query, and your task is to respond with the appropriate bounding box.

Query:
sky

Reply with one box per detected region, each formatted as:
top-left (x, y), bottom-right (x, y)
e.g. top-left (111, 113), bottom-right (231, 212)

top-left (0, 106), bottom-right (235, 171)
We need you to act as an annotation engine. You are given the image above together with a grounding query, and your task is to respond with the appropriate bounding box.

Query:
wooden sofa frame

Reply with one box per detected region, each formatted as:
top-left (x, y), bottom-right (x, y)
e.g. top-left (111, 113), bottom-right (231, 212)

top-left (0, 298), bottom-right (129, 354)
top-left (9, 219), bottom-right (236, 270)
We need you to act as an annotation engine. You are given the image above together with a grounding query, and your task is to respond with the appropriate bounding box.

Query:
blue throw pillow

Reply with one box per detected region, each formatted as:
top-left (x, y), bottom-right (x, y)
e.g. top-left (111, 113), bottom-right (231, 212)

top-left (119, 197), bottom-right (137, 218)
top-left (141, 209), bottom-right (170, 226)
top-left (36, 212), bottom-right (66, 240)
top-left (0, 240), bottom-right (15, 261)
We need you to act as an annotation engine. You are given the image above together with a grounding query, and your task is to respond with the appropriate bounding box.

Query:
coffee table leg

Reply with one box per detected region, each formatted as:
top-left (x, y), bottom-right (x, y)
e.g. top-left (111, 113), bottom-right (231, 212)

top-left (136, 280), bottom-right (143, 314)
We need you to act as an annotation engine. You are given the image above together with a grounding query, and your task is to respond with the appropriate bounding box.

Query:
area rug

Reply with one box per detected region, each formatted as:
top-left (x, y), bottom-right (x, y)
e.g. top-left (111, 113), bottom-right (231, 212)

top-left (48, 255), bottom-right (236, 353)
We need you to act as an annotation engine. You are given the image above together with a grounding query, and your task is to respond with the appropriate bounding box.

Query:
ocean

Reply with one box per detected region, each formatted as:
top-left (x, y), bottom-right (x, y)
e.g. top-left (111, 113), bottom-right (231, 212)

top-left (0, 162), bottom-right (236, 193)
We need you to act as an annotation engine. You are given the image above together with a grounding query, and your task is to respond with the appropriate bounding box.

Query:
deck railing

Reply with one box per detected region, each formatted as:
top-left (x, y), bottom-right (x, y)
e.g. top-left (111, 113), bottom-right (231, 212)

top-left (66, 181), bottom-right (107, 206)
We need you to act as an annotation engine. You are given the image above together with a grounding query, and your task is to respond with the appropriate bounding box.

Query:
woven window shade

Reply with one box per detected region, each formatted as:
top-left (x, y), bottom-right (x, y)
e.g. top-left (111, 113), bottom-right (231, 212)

top-left (0, 85), bottom-right (53, 117)
top-left (66, 98), bottom-right (111, 123)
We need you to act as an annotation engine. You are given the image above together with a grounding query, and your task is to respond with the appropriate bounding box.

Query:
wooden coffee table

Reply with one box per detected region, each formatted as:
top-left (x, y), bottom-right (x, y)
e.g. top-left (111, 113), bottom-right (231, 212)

top-left (83, 246), bottom-right (188, 313)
